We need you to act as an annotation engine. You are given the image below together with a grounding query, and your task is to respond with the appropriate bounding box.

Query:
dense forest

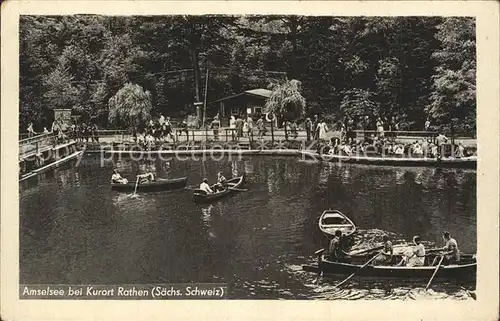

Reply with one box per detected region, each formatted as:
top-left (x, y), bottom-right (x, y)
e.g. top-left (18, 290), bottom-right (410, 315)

top-left (20, 15), bottom-right (476, 133)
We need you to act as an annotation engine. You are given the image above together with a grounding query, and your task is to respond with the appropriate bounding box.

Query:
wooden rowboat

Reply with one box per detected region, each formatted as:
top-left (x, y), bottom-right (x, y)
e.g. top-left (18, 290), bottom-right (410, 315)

top-left (300, 151), bottom-right (477, 169)
top-left (319, 210), bottom-right (356, 238)
top-left (111, 177), bottom-right (187, 192)
top-left (193, 175), bottom-right (244, 203)
top-left (303, 251), bottom-right (476, 280)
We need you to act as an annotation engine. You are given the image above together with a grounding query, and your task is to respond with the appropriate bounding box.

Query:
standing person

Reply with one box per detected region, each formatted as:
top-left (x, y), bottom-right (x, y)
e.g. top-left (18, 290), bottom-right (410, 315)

top-left (27, 122), bottom-right (36, 137)
top-left (242, 119), bottom-right (249, 137)
top-left (346, 117), bottom-right (355, 144)
top-left (392, 117), bottom-right (399, 140)
top-left (159, 114), bottom-right (165, 126)
top-left (177, 118), bottom-right (189, 140)
top-left (247, 115), bottom-right (254, 138)
top-left (363, 115), bottom-right (370, 141)
top-left (211, 116), bottom-right (221, 140)
top-left (313, 115), bottom-right (320, 140)
top-left (236, 116), bottom-right (243, 138)
top-left (164, 117), bottom-right (174, 141)
top-left (425, 117), bottom-right (431, 131)
top-left (92, 124), bottom-right (99, 143)
top-left (397, 236), bottom-right (426, 267)
top-left (305, 118), bottom-right (313, 142)
top-left (80, 123), bottom-right (86, 142)
top-left (435, 131), bottom-right (448, 159)
top-left (316, 120), bottom-right (328, 141)
top-left (455, 142), bottom-right (465, 158)
top-left (432, 232), bottom-right (460, 265)
top-left (229, 116), bottom-right (236, 140)
top-left (376, 117), bottom-right (384, 139)
top-left (290, 120), bottom-right (298, 139)
top-left (256, 116), bottom-right (265, 139)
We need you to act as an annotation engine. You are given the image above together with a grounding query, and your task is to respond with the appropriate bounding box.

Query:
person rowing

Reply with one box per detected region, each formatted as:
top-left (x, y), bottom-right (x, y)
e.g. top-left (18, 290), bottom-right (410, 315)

top-left (137, 172), bottom-right (155, 184)
top-left (328, 230), bottom-right (348, 262)
top-left (199, 178), bottom-right (214, 195)
top-left (431, 231), bottom-right (460, 266)
top-left (214, 172), bottom-right (227, 192)
top-left (397, 236), bottom-right (425, 267)
top-left (372, 235), bottom-right (393, 266)
top-left (111, 169), bottom-right (128, 184)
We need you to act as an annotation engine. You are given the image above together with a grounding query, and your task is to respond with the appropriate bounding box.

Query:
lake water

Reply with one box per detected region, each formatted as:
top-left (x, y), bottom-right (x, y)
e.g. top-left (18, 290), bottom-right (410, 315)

top-left (20, 154), bottom-right (476, 300)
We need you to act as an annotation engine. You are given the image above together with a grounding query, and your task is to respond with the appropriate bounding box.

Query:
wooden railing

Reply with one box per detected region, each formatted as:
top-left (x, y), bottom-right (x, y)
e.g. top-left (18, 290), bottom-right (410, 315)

top-left (19, 133), bottom-right (57, 158)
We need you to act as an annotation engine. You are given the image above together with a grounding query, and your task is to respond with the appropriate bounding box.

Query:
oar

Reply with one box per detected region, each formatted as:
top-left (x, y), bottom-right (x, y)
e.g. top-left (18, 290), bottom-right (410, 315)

top-left (228, 187), bottom-right (248, 192)
top-left (129, 176), bottom-right (140, 198)
top-left (332, 252), bottom-right (382, 289)
top-left (425, 255), bottom-right (444, 290)
top-left (312, 248), bottom-right (325, 284)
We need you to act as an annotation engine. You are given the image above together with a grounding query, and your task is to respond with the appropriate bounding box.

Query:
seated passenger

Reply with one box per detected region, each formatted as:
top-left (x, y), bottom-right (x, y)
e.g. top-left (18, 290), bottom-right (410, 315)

top-left (137, 172), bottom-right (155, 184)
top-left (432, 231), bottom-right (460, 266)
top-left (397, 236), bottom-right (425, 267)
top-left (328, 230), bottom-right (347, 262)
top-left (214, 172), bottom-right (227, 192)
top-left (111, 169), bottom-right (128, 184)
top-left (372, 235), bottom-right (394, 266)
top-left (199, 178), bottom-right (214, 194)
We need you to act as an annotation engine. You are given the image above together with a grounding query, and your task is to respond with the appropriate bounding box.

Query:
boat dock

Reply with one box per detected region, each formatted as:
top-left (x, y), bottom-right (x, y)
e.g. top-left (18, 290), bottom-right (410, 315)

top-left (19, 133), bottom-right (82, 181)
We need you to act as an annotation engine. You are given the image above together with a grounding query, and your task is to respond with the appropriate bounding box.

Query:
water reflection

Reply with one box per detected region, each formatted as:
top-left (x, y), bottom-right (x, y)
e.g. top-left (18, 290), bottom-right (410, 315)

top-left (244, 159), bottom-right (254, 175)
top-left (20, 155), bottom-right (476, 299)
top-left (231, 160), bottom-right (238, 178)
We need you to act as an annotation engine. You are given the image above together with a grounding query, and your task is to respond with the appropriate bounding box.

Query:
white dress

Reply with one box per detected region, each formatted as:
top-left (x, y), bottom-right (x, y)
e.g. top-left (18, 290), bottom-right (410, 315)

top-left (317, 122), bottom-right (328, 140)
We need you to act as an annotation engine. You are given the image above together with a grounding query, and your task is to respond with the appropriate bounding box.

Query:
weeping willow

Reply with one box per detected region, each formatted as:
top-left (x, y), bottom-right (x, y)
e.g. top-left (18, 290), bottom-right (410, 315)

top-left (108, 83), bottom-right (152, 128)
top-left (264, 79), bottom-right (306, 120)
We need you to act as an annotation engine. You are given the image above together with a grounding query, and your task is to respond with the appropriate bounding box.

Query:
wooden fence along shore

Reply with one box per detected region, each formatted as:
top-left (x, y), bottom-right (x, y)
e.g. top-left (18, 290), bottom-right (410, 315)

top-left (19, 127), bottom-right (477, 181)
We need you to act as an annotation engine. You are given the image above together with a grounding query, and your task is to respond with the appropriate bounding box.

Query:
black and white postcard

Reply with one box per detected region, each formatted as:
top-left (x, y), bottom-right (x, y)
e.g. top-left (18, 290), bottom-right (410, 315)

top-left (1, 1), bottom-right (499, 321)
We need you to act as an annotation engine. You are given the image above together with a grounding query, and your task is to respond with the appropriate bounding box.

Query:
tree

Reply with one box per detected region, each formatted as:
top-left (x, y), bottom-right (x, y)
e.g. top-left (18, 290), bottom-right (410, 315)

top-left (427, 17), bottom-right (476, 134)
top-left (340, 88), bottom-right (379, 118)
top-left (265, 79), bottom-right (306, 121)
top-left (108, 83), bottom-right (152, 129)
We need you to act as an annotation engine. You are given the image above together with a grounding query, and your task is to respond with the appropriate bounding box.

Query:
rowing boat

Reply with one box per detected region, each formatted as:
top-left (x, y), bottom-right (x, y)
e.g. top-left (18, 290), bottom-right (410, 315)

top-left (303, 252), bottom-right (476, 279)
top-left (111, 177), bottom-right (187, 192)
top-left (300, 151), bottom-right (477, 169)
top-left (193, 175), bottom-right (244, 203)
top-left (319, 210), bottom-right (356, 238)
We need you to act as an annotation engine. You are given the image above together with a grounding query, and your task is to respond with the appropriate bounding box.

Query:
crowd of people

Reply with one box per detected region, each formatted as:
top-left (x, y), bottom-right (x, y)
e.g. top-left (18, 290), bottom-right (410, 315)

top-left (25, 119), bottom-right (101, 145)
top-left (321, 131), bottom-right (473, 159)
top-left (134, 115), bottom-right (177, 146)
top-left (25, 113), bottom-right (474, 158)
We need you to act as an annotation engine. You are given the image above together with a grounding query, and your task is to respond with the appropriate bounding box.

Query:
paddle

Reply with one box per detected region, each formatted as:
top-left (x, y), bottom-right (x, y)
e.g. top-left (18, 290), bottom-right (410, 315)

top-left (312, 249), bottom-right (325, 284)
top-left (228, 187), bottom-right (248, 192)
top-left (129, 176), bottom-right (140, 198)
top-left (332, 252), bottom-right (382, 289)
top-left (425, 255), bottom-right (444, 290)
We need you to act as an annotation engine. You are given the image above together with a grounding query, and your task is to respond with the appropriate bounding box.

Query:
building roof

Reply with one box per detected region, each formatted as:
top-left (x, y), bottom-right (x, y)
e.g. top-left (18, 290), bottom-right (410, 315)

top-left (244, 88), bottom-right (272, 98)
top-left (209, 88), bottom-right (272, 104)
